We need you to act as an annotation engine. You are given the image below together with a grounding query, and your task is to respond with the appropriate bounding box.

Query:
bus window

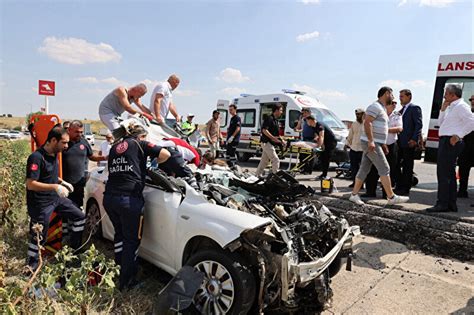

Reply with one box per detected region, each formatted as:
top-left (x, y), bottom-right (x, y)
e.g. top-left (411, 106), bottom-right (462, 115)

top-left (289, 110), bottom-right (301, 129)
top-left (430, 78), bottom-right (474, 119)
top-left (312, 108), bottom-right (347, 129)
top-left (217, 109), bottom-right (228, 128)
top-left (237, 109), bottom-right (256, 127)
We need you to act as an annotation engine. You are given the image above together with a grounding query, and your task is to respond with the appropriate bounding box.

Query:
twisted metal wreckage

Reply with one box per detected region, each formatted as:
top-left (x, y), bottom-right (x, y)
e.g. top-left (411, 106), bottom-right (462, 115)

top-left (109, 117), bottom-right (361, 314)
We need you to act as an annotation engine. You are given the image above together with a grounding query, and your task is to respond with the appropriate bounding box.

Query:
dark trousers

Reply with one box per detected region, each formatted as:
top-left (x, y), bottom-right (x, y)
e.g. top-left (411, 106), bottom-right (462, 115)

top-left (68, 183), bottom-right (85, 209)
top-left (27, 197), bottom-right (85, 269)
top-left (63, 180), bottom-right (86, 238)
top-left (226, 140), bottom-right (238, 167)
top-left (103, 194), bottom-right (145, 290)
top-left (436, 137), bottom-right (464, 209)
top-left (159, 147), bottom-right (193, 178)
top-left (349, 150), bottom-right (363, 181)
top-left (396, 145), bottom-right (415, 193)
top-left (320, 145), bottom-right (336, 177)
top-left (458, 141), bottom-right (474, 193)
top-left (365, 143), bottom-right (398, 196)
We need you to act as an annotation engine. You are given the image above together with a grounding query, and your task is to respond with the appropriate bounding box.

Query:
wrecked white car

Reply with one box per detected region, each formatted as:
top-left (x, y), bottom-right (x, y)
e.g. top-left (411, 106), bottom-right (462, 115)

top-left (84, 166), bottom-right (359, 314)
top-left (84, 117), bottom-right (359, 314)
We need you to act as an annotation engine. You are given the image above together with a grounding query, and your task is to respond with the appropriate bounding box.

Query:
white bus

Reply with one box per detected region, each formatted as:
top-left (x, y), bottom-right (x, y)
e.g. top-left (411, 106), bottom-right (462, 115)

top-left (425, 54), bottom-right (474, 162)
top-left (217, 89), bottom-right (349, 164)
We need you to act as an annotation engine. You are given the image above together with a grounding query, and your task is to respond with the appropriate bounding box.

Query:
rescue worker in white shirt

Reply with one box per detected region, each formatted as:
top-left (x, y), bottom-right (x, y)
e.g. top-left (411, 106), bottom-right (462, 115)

top-left (363, 100), bottom-right (403, 198)
top-left (98, 83), bottom-right (153, 132)
top-left (149, 74), bottom-right (181, 124)
top-left (103, 124), bottom-right (171, 290)
top-left (427, 84), bottom-right (474, 212)
top-left (345, 108), bottom-right (365, 187)
top-left (25, 126), bottom-right (85, 270)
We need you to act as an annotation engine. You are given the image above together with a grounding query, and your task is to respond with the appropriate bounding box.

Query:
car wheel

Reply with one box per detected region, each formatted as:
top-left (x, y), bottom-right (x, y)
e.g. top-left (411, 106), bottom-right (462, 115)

top-left (236, 152), bottom-right (251, 162)
top-left (186, 249), bottom-right (256, 315)
top-left (85, 200), bottom-right (103, 239)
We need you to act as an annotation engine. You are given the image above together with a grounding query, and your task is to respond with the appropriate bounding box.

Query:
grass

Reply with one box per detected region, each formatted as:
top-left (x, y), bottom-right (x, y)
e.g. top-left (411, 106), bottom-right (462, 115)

top-left (0, 139), bottom-right (170, 314)
top-left (0, 116), bottom-right (105, 134)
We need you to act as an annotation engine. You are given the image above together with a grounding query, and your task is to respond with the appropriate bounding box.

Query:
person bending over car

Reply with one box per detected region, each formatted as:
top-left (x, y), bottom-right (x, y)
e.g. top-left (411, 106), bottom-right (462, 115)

top-left (103, 124), bottom-right (170, 290)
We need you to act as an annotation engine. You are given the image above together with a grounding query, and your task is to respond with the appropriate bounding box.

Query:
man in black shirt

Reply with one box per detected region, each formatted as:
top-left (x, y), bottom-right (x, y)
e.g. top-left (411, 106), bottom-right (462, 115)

top-left (313, 118), bottom-right (337, 179)
top-left (226, 104), bottom-right (241, 167)
top-left (62, 120), bottom-right (107, 209)
top-left (103, 124), bottom-right (170, 290)
top-left (256, 104), bottom-right (284, 177)
top-left (25, 126), bottom-right (85, 270)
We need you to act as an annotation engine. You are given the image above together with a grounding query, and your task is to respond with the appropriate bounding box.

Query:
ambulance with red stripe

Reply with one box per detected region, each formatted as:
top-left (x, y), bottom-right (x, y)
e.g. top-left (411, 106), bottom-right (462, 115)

top-left (425, 54), bottom-right (474, 162)
top-left (217, 89), bottom-right (349, 164)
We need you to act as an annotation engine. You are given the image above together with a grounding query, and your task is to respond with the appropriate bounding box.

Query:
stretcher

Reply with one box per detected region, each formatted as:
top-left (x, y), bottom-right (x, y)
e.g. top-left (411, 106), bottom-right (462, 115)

top-left (249, 139), bottom-right (323, 175)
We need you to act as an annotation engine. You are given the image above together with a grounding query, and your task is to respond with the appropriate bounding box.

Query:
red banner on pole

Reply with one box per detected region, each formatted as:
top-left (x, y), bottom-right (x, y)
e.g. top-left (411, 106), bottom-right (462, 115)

top-left (39, 80), bottom-right (55, 96)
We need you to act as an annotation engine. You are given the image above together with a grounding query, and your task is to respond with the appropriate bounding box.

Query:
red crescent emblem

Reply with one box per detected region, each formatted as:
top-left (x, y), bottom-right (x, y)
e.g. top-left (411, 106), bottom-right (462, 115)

top-left (115, 141), bottom-right (129, 154)
top-left (80, 144), bottom-right (85, 150)
top-left (147, 142), bottom-right (155, 148)
top-left (30, 163), bottom-right (39, 171)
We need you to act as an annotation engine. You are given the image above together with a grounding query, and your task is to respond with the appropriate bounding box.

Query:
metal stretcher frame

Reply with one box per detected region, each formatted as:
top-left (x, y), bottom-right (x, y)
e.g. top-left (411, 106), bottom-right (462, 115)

top-left (249, 139), bottom-right (323, 174)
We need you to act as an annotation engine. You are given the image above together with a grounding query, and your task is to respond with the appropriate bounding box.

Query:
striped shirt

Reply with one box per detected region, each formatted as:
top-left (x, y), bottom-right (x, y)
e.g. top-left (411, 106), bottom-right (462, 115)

top-left (360, 101), bottom-right (388, 144)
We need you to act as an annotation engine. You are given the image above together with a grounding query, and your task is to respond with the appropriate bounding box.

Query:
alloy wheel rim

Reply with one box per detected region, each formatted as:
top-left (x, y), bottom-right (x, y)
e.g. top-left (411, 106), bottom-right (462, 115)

top-left (193, 260), bottom-right (235, 314)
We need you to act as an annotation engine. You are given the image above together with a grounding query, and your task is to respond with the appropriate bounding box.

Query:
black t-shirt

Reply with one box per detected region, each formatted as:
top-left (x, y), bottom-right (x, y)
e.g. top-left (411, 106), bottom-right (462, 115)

top-left (227, 115), bottom-right (242, 142)
top-left (105, 137), bottom-right (163, 196)
top-left (260, 114), bottom-right (280, 144)
top-left (62, 137), bottom-right (93, 184)
top-left (26, 147), bottom-right (59, 208)
top-left (315, 122), bottom-right (337, 148)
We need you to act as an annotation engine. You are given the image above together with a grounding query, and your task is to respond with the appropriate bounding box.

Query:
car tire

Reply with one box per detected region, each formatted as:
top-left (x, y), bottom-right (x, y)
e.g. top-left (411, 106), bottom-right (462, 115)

top-left (236, 152), bottom-right (252, 162)
top-left (85, 200), bottom-right (103, 239)
top-left (185, 249), bottom-right (256, 315)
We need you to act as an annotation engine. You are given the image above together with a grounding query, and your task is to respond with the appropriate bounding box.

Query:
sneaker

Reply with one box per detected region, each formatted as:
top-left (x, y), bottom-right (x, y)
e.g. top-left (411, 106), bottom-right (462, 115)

top-left (387, 194), bottom-right (409, 205)
top-left (349, 194), bottom-right (365, 205)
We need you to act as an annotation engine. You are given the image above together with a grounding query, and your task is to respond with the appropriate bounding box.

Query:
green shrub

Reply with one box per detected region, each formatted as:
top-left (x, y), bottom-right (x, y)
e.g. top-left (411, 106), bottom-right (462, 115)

top-left (0, 140), bottom-right (29, 226)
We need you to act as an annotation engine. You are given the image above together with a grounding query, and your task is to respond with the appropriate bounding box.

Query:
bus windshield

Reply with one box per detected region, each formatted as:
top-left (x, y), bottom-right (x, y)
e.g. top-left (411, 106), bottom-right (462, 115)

top-left (312, 108), bottom-right (347, 129)
top-left (430, 77), bottom-right (474, 119)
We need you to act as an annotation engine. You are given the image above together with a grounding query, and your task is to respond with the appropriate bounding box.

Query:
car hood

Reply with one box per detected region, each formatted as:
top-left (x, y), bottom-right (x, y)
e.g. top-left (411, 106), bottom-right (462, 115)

top-left (179, 181), bottom-right (273, 245)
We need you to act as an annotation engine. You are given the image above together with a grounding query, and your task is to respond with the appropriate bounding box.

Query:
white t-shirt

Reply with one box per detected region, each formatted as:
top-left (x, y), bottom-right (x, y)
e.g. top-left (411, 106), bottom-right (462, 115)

top-left (155, 139), bottom-right (195, 162)
top-left (98, 141), bottom-right (112, 166)
top-left (149, 81), bottom-right (173, 119)
top-left (386, 111), bottom-right (403, 145)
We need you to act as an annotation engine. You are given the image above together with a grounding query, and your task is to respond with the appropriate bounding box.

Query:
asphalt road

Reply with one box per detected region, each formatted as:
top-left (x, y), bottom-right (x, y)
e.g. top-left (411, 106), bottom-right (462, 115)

top-left (324, 235), bottom-right (474, 315)
top-left (235, 157), bottom-right (474, 216)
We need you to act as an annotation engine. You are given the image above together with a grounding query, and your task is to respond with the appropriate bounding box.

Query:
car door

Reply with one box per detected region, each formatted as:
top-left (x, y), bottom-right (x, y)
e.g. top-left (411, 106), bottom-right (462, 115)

top-left (140, 185), bottom-right (182, 270)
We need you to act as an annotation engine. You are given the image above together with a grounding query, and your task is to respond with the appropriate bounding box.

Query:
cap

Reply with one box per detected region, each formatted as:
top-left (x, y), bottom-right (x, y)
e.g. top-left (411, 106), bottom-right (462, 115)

top-left (355, 108), bottom-right (365, 114)
top-left (187, 113), bottom-right (195, 117)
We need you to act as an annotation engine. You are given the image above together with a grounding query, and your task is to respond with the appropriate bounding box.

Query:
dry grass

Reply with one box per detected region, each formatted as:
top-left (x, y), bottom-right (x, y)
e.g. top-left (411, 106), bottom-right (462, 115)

top-left (0, 117), bottom-right (26, 130)
top-left (0, 117), bottom-right (104, 134)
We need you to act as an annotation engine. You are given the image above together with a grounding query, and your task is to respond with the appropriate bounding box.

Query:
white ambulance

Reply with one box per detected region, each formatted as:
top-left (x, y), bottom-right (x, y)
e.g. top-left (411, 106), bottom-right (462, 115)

top-left (217, 89), bottom-right (349, 164)
top-left (425, 54), bottom-right (474, 162)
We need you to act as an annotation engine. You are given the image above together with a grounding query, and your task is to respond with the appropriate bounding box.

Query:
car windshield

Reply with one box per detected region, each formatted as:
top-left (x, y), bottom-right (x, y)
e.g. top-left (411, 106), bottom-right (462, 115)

top-left (312, 108), bottom-right (346, 129)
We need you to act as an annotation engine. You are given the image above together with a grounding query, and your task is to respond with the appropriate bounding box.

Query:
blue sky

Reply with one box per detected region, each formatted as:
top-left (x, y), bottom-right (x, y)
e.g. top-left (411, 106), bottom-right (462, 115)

top-left (0, 0), bottom-right (472, 133)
